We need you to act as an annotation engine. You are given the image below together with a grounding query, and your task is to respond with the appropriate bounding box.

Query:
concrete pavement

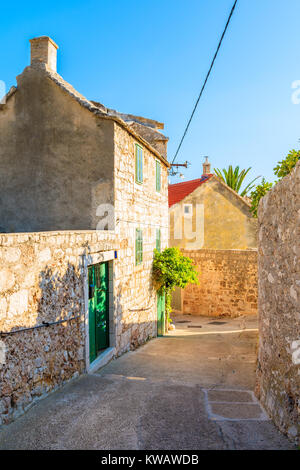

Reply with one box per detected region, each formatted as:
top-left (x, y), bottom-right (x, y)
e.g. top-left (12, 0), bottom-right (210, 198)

top-left (0, 314), bottom-right (296, 450)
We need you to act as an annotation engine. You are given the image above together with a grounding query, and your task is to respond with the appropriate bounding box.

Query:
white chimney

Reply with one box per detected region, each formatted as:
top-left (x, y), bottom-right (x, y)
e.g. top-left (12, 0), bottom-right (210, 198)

top-left (29, 36), bottom-right (58, 72)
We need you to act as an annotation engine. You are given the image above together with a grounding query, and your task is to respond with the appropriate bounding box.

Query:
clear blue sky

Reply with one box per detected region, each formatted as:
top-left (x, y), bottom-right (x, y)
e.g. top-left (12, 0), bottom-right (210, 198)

top-left (1, 0), bottom-right (300, 185)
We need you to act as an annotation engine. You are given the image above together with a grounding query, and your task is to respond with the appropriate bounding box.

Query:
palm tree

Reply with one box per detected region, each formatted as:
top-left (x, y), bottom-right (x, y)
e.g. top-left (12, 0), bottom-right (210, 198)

top-left (213, 165), bottom-right (261, 197)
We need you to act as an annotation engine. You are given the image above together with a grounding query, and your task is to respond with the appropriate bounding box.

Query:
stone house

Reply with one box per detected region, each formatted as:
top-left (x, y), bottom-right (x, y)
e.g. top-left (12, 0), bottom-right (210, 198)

top-left (0, 36), bottom-right (169, 424)
top-left (169, 159), bottom-right (258, 317)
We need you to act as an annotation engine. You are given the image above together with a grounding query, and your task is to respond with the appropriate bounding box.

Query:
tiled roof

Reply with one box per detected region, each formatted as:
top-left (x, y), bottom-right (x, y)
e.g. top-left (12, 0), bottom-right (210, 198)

top-left (168, 174), bottom-right (213, 207)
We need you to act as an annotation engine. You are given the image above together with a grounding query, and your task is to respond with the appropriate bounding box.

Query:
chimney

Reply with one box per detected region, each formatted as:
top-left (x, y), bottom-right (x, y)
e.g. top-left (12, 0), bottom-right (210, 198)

top-left (29, 36), bottom-right (58, 72)
top-left (202, 157), bottom-right (211, 176)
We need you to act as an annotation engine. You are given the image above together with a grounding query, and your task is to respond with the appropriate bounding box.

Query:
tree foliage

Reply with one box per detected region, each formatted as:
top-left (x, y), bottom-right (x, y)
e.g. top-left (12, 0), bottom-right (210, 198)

top-left (250, 149), bottom-right (300, 218)
top-left (273, 149), bottom-right (300, 180)
top-left (249, 179), bottom-right (273, 218)
top-left (153, 247), bottom-right (199, 291)
top-left (214, 165), bottom-right (260, 197)
top-left (153, 248), bottom-right (199, 322)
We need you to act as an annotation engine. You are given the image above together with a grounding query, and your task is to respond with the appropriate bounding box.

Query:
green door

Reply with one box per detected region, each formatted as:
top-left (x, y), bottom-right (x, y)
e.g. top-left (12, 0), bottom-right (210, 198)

top-left (157, 290), bottom-right (165, 336)
top-left (88, 262), bottom-right (109, 363)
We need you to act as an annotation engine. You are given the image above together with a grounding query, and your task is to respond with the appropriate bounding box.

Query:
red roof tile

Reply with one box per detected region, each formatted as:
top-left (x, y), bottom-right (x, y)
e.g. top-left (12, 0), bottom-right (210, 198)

top-left (168, 174), bottom-right (213, 207)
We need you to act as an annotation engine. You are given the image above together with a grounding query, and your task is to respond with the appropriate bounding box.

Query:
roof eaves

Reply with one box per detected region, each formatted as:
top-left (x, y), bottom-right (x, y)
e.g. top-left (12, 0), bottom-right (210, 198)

top-left (0, 86), bottom-right (18, 110)
top-left (168, 174), bottom-right (253, 209)
top-left (100, 115), bottom-right (170, 167)
top-left (168, 174), bottom-right (213, 207)
top-left (212, 175), bottom-right (252, 208)
top-left (169, 174), bottom-right (213, 189)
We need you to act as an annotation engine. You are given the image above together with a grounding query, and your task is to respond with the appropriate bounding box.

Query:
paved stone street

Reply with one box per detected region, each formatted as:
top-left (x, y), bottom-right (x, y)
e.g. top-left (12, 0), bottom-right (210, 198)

top-left (0, 314), bottom-right (296, 450)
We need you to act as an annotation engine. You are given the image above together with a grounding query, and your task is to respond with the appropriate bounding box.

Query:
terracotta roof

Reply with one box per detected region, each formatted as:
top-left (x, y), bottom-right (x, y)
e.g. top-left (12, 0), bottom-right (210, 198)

top-left (168, 174), bottom-right (213, 207)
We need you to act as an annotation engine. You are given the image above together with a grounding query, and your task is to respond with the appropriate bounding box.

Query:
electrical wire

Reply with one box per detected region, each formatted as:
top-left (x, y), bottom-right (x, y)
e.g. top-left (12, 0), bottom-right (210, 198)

top-left (171, 0), bottom-right (238, 166)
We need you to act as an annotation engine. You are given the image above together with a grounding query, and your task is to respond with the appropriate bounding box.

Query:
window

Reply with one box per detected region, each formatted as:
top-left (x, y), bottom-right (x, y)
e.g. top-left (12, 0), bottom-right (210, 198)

top-left (135, 228), bottom-right (143, 265)
top-left (156, 160), bottom-right (161, 192)
top-left (135, 144), bottom-right (143, 184)
top-left (156, 228), bottom-right (161, 252)
top-left (184, 204), bottom-right (192, 216)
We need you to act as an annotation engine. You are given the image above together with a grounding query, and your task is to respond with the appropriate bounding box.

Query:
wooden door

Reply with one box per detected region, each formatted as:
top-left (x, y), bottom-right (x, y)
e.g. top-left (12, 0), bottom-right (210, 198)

top-left (88, 262), bottom-right (109, 363)
top-left (157, 290), bottom-right (166, 337)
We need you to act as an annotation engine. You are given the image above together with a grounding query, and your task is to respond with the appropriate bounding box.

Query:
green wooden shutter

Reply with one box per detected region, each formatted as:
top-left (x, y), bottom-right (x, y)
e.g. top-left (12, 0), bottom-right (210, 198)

top-left (156, 228), bottom-right (161, 252)
top-left (140, 147), bottom-right (143, 183)
top-left (135, 145), bottom-right (143, 184)
top-left (88, 263), bottom-right (109, 363)
top-left (135, 228), bottom-right (143, 265)
top-left (157, 289), bottom-right (165, 336)
top-left (156, 160), bottom-right (161, 192)
top-left (135, 145), bottom-right (138, 182)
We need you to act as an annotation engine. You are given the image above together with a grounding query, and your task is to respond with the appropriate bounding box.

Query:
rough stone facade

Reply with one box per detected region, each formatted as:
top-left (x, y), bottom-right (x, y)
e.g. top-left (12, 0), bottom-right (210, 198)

top-left (0, 231), bottom-right (116, 424)
top-left (0, 45), bottom-right (168, 233)
top-left (0, 131), bottom-right (169, 422)
top-left (113, 123), bottom-right (168, 354)
top-left (176, 249), bottom-right (258, 317)
top-left (0, 37), bottom-right (169, 425)
top-left (256, 161), bottom-right (300, 442)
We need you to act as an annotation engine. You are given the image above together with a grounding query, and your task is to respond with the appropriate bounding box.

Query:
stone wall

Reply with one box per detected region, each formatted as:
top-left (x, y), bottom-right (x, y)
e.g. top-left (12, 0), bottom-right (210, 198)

top-left (0, 123), bottom-right (169, 426)
top-left (179, 249), bottom-right (258, 317)
top-left (0, 45), bottom-right (170, 426)
top-left (0, 66), bottom-right (116, 232)
top-left (0, 230), bottom-right (117, 424)
top-left (113, 122), bottom-right (169, 355)
top-left (256, 161), bottom-right (300, 442)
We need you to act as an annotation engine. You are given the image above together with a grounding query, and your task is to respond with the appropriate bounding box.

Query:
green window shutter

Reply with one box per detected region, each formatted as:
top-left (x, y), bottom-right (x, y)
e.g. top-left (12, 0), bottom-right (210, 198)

top-left (140, 230), bottom-right (143, 262)
top-left (156, 160), bottom-right (161, 192)
top-left (140, 147), bottom-right (143, 183)
top-left (135, 146), bottom-right (138, 182)
top-left (135, 145), bottom-right (143, 184)
top-left (156, 228), bottom-right (161, 252)
top-left (135, 228), bottom-right (138, 264)
top-left (135, 228), bottom-right (143, 265)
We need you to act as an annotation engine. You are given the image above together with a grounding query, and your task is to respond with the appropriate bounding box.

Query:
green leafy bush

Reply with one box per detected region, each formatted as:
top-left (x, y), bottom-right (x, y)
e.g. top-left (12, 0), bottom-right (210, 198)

top-left (153, 247), bottom-right (199, 291)
top-left (273, 149), bottom-right (300, 180)
top-left (153, 247), bottom-right (199, 322)
top-left (250, 179), bottom-right (273, 218)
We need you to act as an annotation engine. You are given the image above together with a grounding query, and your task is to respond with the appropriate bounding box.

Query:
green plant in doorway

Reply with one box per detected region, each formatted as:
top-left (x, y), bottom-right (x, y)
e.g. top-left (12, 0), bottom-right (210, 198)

top-left (153, 247), bottom-right (199, 324)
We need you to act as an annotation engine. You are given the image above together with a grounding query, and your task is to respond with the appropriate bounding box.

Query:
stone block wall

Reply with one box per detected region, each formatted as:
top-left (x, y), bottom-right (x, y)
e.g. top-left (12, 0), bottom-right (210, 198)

top-left (113, 122), bottom-right (169, 355)
top-left (180, 249), bottom-right (258, 317)
top-left (0, 230), bottom-right (117, 424)
top-left (0, 51), bottom-right (170, 426)
top-left (0, 124), bottom-right (169, 426)
top-left (256, 161), bottom-right (300, 442)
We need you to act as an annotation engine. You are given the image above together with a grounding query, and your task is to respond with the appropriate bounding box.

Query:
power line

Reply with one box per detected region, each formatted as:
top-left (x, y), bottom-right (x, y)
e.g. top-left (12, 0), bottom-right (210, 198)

top-left (171, 0), bottom-right (238, 166)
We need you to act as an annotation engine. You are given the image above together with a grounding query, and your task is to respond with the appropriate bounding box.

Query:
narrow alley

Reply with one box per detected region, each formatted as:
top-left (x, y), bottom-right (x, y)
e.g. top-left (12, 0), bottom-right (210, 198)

top-left (0, 315), bottom-right (295, 450)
